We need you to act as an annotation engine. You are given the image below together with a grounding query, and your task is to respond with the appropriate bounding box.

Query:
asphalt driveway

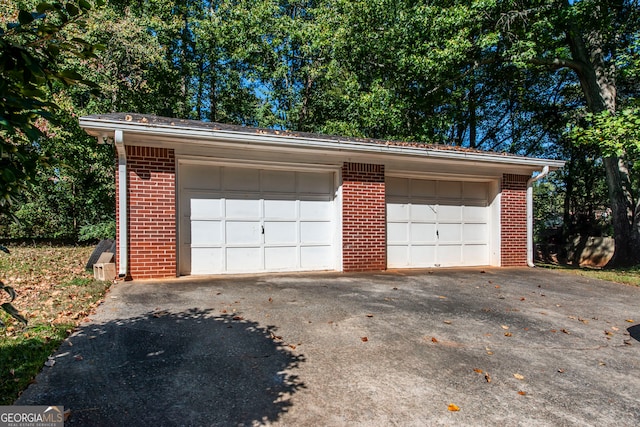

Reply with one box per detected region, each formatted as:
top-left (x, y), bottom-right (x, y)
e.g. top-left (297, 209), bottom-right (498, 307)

top-left (16, 268), bottom-right (640, 426)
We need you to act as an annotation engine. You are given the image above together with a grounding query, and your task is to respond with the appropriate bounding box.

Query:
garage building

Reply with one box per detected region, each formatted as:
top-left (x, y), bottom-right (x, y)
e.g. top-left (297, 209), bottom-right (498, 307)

top-left (80, 114), bottom-right (564, 280)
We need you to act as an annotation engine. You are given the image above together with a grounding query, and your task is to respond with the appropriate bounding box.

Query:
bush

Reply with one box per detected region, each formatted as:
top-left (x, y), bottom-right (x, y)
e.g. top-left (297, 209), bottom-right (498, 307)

top-left (78, 220), bottom-right (116, 242)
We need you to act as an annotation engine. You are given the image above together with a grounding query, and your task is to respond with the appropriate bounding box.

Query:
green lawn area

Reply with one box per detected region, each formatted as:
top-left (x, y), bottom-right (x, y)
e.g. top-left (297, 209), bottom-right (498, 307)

top-left (0, 245), bottom-right (111, 405)
top-left (540, 263), bottom-right (640, 287)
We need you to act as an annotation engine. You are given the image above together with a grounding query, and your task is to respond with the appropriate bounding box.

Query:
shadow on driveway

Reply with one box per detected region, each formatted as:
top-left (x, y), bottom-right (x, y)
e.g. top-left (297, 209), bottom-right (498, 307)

top-left (17, 309), bottom-right (305, 426)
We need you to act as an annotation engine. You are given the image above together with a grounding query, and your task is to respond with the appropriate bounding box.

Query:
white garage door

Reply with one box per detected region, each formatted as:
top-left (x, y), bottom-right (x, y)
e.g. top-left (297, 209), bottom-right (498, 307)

top-left (179, 164), bottom-right (336, 275)
top-left (387, 177), bottom-right (490, 268)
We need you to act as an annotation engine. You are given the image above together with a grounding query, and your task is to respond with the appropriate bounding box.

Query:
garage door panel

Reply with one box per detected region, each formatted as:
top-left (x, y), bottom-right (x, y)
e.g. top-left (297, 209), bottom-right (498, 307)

top-left (265, 247), bottom-right (297, 270)
top-left (262, 170), bottom-right (296, 192)
top-left (438, 181), bottom-right (461, 198)
top-left (463, 182), bottom-right (488, 200)
top-left (463, 245), bottom-right (490, 265)
top-left (299, 199), bottom-right (332, 219)
top-left (223, 168), bottom-right (260, 191)
top-left (298, 172), bottom-right (334, 194)
top-left (463, 205), bottom-right (487, 222)
top-left (387, 245), bottom-right (409, 266)
top-left (411, 203), bottom-right (437, 221)
top-left (182, 165), bottom-right (221, 190)
top-left (191, 248), bottom-right (222, 274)
top-left (264, 199), bottom-right (297, 219)
top-left (300, 221), bottom-right (332, 243)
top-left (410, 223), bottom-right (437, 243)
top-left (438, 223), bottom-right (462, 243)
top-left (191, 221), bottom-right (222, 245)
top-left (438, 245), bottom-right (463, 266)
top-left (191, 198), bottom-right (223, 219)
top-left (264, 221), bottom-right (297, 244)
top-left (411, 245), bottom-right (437, 266)
top-left (411, 179), bottom-right (436, 197)
top-left (226, 221), bottom-right (261, 244)
top-left (387, 177), bottom-right (409, 196)
top-left (301, 246), bottom-right (332, 269)
top-left (437, 204), bottom-right (462, 222)
top-left (225, 198), bottom-right (260, 218)
top-left (387, 222), bottom-right (409, 244)
top-left (463, 223), bottom-right (488, 242)
top-left (226, 247), bottom-right (261, 271)
top-left (387, 202), bottom-right (410, 221)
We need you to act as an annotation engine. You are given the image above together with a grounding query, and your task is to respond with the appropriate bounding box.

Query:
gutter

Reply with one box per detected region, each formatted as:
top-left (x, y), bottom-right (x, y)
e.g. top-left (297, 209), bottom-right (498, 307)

top-left (114, 130), bottom-right (128, 278)
top-left (527, 165), bottom-right (550, 267)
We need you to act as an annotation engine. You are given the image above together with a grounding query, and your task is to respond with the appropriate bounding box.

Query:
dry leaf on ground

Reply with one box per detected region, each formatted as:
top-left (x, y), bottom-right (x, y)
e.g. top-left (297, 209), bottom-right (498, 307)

top-left (448, 403), bottom-right (460, 412)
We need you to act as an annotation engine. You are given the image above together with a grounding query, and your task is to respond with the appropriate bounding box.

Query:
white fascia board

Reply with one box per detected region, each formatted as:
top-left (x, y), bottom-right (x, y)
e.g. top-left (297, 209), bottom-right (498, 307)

top-left (80, 117), bottom-right (566, 171)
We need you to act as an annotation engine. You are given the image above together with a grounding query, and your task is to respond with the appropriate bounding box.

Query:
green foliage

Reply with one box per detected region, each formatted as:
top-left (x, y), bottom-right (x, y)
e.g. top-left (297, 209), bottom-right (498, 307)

top-left (0, 1), bottom-right (103, 214)
top-left (78, 220), bottom-right (115, 242)
top-left (569, 108), bottom-right (640, 158)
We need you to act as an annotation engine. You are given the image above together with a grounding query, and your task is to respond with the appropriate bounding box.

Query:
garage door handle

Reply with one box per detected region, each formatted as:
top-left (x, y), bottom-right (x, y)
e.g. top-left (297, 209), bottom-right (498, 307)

top-left (261, 225), bottom-right (265, 234)
top-left (436, 230), bottom-right (439, 239)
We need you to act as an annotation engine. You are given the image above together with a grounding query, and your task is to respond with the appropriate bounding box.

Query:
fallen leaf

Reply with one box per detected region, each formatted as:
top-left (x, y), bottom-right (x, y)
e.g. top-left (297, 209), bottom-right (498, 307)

top-left (74, 355), bottom-right (83, 361)
top-left (485, 372), bottom-right (492, 383)
top-left (501, 325), bottom-right (509, 330)
top-left (473, 368), bottom-right (483, 374)
top-left (557, 369), bottom-right (565, 373)
top-left (63, 409), bottom-right (71, 422)
top-left (268, 297), bottom-right (272, 302)
top-left (431, 337), bottom-right (439, 343)
top-left (504, 332), bottom-right (513, 337)
top-left (611, 326), bottom-right (619, 331)
top-left (513, 373), bottom-right (525, 380)
top-left (366, 314), bottom-right (374, 318)
top-left (550, 329), bottom-right (557, 333)
top-left (605, 330), bottom-right (613, 336)
top-left (443, 320), bottom-right (452, 324)
top-left (438, 295), bottom-right (447, 299)
top-left (520, 297), bottom-right (526, 301)
top-left (599, 361), bottom-right (606, 366)
top-left (448, 403), bottom-right (460, 412)
top-left (361, 336), bottom-right (368, 342)
top-left (518, 391), bottom-right (527, 396)
top-left (232, 316), bottom-right (244, 321)
top-left (561, 329), bottom-right (570, 334)
top-left (626, 319), bottom-right (634, 323)
top-left (288, 344), bottom-right (296, 350)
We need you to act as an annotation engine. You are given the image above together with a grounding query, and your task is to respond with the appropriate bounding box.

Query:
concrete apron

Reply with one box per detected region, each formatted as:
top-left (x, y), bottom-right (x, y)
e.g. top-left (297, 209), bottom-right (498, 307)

top-left (16, 268), bottom-right (640, 426)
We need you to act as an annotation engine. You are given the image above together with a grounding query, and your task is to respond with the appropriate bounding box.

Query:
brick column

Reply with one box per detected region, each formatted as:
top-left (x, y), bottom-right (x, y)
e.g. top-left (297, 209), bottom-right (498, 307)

top-left (501, 174), bottom-right (529, 266)
top-left (342, 162), bottom-right (386, 272)
top-left (118, 146), bottom-right (176, 279)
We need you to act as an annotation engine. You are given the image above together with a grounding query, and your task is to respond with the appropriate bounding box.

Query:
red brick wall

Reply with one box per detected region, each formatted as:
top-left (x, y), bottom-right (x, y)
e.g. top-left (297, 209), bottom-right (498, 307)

top-left (501, 174), bottom-right (529, 266)
top-left (116, 146), bottom-right (176, 279)
top-left (342, 162), bottom-right (387, 272)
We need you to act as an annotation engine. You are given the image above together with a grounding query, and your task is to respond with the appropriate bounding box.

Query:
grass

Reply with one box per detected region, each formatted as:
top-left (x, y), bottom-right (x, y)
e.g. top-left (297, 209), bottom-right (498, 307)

top-left (539, 263), bottom-right (640, 287)
top-left (0, 245), bottom-right (111, 405)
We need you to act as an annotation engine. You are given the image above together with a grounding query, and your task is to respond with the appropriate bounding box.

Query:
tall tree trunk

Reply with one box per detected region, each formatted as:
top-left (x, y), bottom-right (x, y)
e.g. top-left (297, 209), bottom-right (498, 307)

top-left (565, 15), bottom-right (640, 266)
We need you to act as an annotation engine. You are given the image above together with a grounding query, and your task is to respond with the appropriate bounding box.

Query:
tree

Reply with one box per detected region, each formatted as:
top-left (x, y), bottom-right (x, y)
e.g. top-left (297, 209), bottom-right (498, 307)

top-left (491, 0), bottom-right (640, 265)
top-left (0, 0), bottom-right (103, 216)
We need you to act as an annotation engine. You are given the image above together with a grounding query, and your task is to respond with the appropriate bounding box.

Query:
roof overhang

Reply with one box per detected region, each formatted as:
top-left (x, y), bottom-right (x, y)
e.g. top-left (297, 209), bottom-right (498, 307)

top-left (80, 114), bottom-right (566, 176)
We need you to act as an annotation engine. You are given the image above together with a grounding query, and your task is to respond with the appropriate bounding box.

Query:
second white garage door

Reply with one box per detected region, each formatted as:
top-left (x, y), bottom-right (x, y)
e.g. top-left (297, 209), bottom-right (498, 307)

top-left (387, 177), bottom-right (491, 268)
top-left (179, 164), bottom-right (337, 275)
